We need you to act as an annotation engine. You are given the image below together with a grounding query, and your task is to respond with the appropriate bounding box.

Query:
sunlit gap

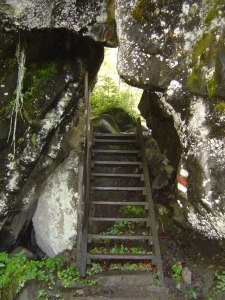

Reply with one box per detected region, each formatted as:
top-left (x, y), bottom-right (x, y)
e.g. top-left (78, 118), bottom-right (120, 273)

top-left (90, 47), bottom-right (146, 131)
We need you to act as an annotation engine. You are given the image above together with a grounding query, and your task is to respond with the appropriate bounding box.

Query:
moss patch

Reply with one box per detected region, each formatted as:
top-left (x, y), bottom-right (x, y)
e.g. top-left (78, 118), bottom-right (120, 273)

top-left (186, 33), bottom-right (225, 97)
top-left (205, 0), bottom-right (225, 26)
top-left (23, 61), bottom-right (57, 122)
top-left (106, 0), bottom-right (116, 25)
top-left (215, 102), bottom-right (225, 112)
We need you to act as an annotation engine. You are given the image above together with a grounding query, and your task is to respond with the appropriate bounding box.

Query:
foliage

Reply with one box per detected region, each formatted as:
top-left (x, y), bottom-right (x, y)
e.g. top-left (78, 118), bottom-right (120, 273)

top-left (212, 270), bottom-right (225, 295)
top-left (215, 102), bottom-right (225, 112)
top-left (23, 61), bottom-right (57, 121)
top-left (109, 262), bottom-right (151, 271)
top-left (91, 75), bottom-right (139, 130)
top-left (205, 0), bottom-right (225, 26)
top-left (154, 271), bottom-right (161, 286)
top-left (172, 264), bottom-right (182, 281)
top-left (190, 289), bottom-right (198, 299)
top-left (119, 205), bottom-right (147, 218)
top-left (101, 221), bottom-right (135, 236)
top-left (0, 251), bottom-right (98, 300)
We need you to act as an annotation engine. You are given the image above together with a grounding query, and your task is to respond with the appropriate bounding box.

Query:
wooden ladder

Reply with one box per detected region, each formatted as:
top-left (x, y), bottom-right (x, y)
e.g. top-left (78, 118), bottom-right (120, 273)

top-left (77, 118), bottom-right (165, 286)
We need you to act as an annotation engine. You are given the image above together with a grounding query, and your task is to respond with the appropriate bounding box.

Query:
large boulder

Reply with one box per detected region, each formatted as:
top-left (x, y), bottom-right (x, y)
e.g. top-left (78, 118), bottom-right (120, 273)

top-left (32, 128), bottom-right (83, 257)
top-left (115, 0), bottom-right (225, 239)
top-left (0, 29), bottom-right (104, 252)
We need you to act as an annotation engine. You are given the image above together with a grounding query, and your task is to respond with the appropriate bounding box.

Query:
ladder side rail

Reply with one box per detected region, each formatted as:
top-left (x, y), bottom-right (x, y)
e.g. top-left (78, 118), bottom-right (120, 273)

top-left (76, 71), bottom-right (92, 277)
top-left (136, 117), bottom-right (165, 287)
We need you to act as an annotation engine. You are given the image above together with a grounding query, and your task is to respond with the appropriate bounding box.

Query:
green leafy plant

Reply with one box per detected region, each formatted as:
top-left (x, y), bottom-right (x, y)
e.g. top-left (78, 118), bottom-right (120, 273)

top-left (172, 264), bottom-right (182, 281)
top-left (37, 289), bottom-right (48, 299)
top-left (0, 250), bottom-right (98, 300)
top-left (121, 263), bottom-right (138, 271)
top-left (86, 263), bottom-right (103, 275)
top-left (212, 270), bottom-right (225, 295)
top-left (102, 221), bottom-right (135, 236)
top-left (91, 75), bottom-right (139, 131)
top-left (154, 271), bottom-right (161, 286)
top-left (190, 289), bottom-right (198, 299)
top-left (119, 205), bottom-right (147, 218)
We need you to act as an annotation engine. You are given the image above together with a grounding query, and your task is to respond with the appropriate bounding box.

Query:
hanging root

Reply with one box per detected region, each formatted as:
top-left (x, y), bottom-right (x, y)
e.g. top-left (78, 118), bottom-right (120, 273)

top-left (8, 42), bottom-right (26, 156)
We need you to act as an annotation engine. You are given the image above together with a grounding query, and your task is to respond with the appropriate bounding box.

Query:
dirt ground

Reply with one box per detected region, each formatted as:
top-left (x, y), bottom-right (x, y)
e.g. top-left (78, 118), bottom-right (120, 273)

top-left (160, 228), bottom-right (225, 300)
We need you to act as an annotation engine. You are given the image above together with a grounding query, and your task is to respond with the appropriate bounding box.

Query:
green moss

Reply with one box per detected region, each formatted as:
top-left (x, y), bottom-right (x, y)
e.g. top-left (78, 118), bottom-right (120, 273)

top-left (131, 0), bottom-right (166, 23)
top-left (207, 75), bottom-right (218, 98)
top-left (186, 32), bottom-right (223, 97)
top-left (193, 33), bottom-right (214, 65)
top-left (130, 0), bottom-right (150, 24)
top-left (215, 102), bottom-right (225, 111)
top-left (205, 0), bottom-right (224, 26)
top-left (106, 0), bottom-right (116, 25)
top-left (23, 61), bottom-right (57, 120)
top-left (186, 70), bottom-right (204, 92)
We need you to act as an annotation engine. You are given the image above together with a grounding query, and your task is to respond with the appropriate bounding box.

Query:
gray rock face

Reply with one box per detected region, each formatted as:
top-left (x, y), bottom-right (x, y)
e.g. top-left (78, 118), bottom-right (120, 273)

top-left (33, 141), bottom-right (82, 258)
top-left (115, 0), bottom-right (225, 239)
top-left (0, 29), bottom-right (104, 252)
top-left (0, 0), bottom-right (225, 250)
top-left (0, 0), bottom-right (117, 46)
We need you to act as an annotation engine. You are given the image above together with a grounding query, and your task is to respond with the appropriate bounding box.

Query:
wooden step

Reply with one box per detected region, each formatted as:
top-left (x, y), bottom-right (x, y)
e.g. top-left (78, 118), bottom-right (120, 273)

top-left (89, 217), bottom-right (150, 222)
top-left (92, 139), bottom-right (138, 144)
top-left (91, 173), bottom-right (144, 181)
top-left (90, 186), bottom-right (146, 195)
top-left (92, 149), bottom-right (141, 156)
top-left (89, 201), bottom-right (148, 208)
top-left (87, 253), bottom-right (155, 264)
top-left (88, 234), bottom-right (153, 244)
top-left (93, 133), bottom-right (137, 138)
top-left (91, 161), bottom-right (143, 167)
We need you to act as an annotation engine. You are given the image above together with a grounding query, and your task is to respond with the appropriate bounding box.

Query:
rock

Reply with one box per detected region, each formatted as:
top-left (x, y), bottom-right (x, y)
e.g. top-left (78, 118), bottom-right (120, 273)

top-left (32, 145), bottom-right (83, 257)
top-left (152, 174), bottom-right (168, 192)
top-left (169, 199), bottom-right (191, 229)
top-left (92, 114), bottom-right (121, 133)
top-left (0, 29), bottom-right (104, 252)
top-left (0, 0), bottom-right (225, 246)
top-left (182, 267), bottom-right (192, 285)
top-left (145, 136), bottom-right (165, 171)
top-left (9, 246), bottom-right (37, 260)
top-left (164, 165), bottom-right (175, 181)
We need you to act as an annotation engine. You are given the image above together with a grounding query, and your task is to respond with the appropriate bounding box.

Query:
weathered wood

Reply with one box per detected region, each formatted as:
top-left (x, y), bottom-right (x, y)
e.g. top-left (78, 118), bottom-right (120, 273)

top-left (87, 253), bottom-right (156, 261)
top-left (91, 172), bottom-right (144, 180)
top-left (94, 133), bottom-right (137, 138)
top-left (77, 71), bottom-right (91, 277)
top-left (92, 149), bottom-right (141, 155)
top-left (90, 186), bottom-right (146, 195)
top-left (91, 161), bottom-right (143, 167)
top-left (89, 201), bottom-right (148, 208)
top-left (137, 117), bottom-right (165, 287)
top-left (76, 166), bottom-right (85, 275)
top-left (88, 234), bottom-right (153, 243)
top-left (92, 139), bottom-right (138, 143)
top-left (89, 217), bottom-right (150, 222)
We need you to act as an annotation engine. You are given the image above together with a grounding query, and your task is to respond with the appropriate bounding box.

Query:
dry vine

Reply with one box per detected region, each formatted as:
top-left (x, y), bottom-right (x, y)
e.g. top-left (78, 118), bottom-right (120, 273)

top-left (8, 42), bottom-right (26, 156)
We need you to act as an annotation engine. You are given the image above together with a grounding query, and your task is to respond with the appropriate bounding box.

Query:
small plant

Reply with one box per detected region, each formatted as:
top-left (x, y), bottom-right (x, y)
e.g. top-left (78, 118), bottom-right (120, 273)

top-left (172, 264), bottom-right (182, 281)
top-left (119, 205), bottom-right (147, 218)
top-left (0, 250), bottom-right (98, 300)
top-left (37, 289), bottom-right (48, 299)
top-left (109, 263), bottom-right (121, 270)
top-left (121, 263), bottom-right (138, 271)
top-left (90, 247), bottom-right (105, 254)
top-left (154, 271), bottom-right (161, 286)
top-left (190, 289), bottom-right (198, 299)
top-left (212, 270), bottom-right (225, 295)
top-left (102, 221), bottom-right (135, 236)
top-left (108, 145), bottom-right (122, 150)
top-left (87, 263), bottom-right (103, 275)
